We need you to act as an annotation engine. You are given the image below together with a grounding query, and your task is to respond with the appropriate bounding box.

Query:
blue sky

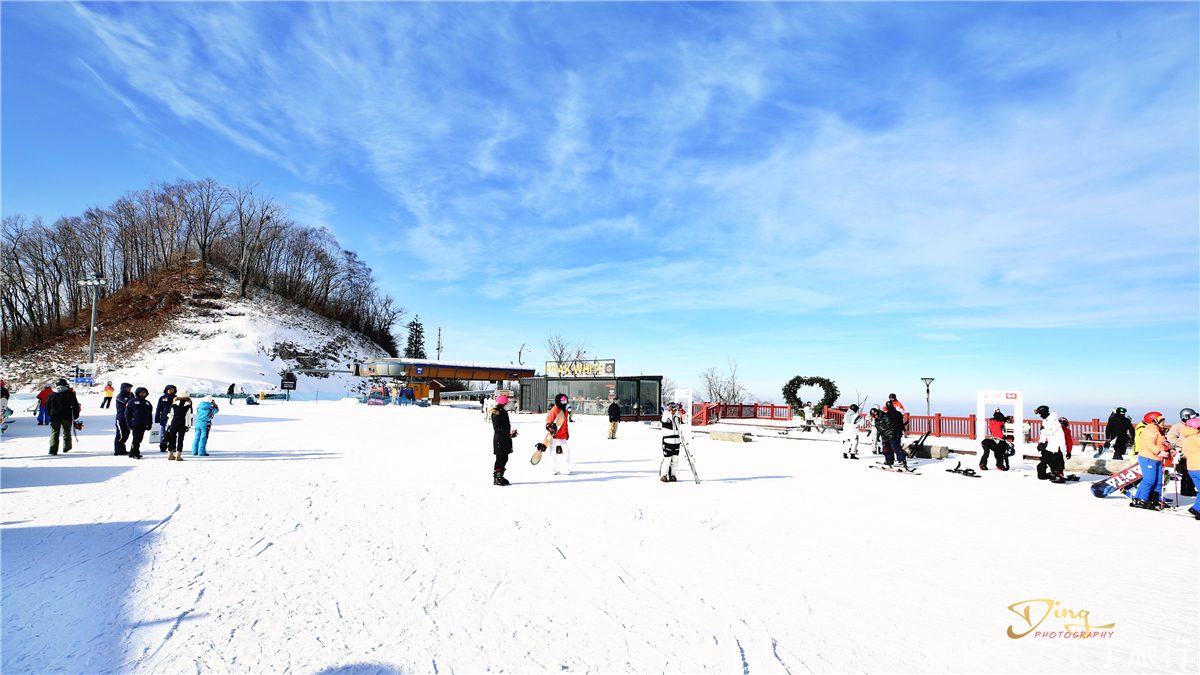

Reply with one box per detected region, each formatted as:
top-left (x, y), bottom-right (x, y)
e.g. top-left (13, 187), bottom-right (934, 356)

top-left (3, 2), bottom-right (1197, 418)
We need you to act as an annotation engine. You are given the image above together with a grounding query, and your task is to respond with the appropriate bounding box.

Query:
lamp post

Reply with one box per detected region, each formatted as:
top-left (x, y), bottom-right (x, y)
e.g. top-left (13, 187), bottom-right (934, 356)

top-left (77, 273), bottom-right (109, 364)
top-left (921, 377), bottom-right (934, 417)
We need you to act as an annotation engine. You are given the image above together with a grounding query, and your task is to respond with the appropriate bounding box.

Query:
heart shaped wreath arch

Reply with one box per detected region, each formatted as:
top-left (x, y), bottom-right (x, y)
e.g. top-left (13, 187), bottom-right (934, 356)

top-left (782, 376), bottom-right (840, 417)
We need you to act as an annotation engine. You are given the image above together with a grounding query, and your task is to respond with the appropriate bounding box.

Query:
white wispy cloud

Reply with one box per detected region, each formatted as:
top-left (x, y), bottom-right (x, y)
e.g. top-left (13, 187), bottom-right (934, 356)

top-left (62, 2), bottom-right (1197, 329)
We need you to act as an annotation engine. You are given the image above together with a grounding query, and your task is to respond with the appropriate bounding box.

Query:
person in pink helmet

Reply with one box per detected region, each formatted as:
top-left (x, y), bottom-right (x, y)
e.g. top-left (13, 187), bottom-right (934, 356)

top-left (490, 394), bottom-right (517, 486)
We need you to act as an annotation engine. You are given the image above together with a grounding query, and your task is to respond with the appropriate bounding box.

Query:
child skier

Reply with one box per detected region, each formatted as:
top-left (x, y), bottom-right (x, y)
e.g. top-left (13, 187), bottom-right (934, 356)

top-left (164, 391), bottom-right (194, 461)
top-left (192, 395), bottom-right (219, 456)
top-left (490, 394), bottom-right (516, 485)
top-left (660, 403), bottom-right (682, 481)
top-left (1061, 417), bottom-right (1074, 460)
top-left (125, 387), bottom-right (154, 459)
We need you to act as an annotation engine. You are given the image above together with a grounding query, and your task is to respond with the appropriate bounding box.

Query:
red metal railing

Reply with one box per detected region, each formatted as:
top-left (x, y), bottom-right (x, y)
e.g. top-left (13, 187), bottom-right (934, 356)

top-left (690, 402), bottom-right (792, 426)
top-left (821, 406), bottom-right (1107, 442)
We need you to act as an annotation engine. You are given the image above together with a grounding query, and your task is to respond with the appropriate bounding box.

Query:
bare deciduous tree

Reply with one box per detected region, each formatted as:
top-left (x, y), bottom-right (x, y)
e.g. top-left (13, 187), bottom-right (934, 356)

top-left (544, 333), bottom-right (588, 372)
top-left (698, 358), bottom-right (752, 404)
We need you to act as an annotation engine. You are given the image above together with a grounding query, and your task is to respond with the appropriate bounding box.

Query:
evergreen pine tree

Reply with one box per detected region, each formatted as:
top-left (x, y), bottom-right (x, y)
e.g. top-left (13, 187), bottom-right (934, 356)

top-left (405, 315), bottom-right (427, 359)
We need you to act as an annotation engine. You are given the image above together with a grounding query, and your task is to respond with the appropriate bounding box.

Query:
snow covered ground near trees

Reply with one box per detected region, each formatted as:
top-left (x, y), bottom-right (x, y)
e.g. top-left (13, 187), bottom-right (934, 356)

top-left (2, 396), bottom-right (1197, 674)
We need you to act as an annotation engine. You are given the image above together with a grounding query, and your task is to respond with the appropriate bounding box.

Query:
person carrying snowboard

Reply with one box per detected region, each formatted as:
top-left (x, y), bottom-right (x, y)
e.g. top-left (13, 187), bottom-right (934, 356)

top-left (660, 403), bottom-right (683, 482)
top-left (192, 396), bottom-right (219, 456)
top-left (1130, 412), bottom-right (1171, 508)
top-left (1034, 405), bottom-right (1067, 482)
top-left (1105, 407), bottom-right (1135, 460)
top-left (124, 387), bottom-right (154, 459)
top-left (534, 393), bottom-right (571, 475)
top-left (490, 394), bottom-right (516, 485)
top-left (607, 399), bottom-right (622, 439)
top-left (45, 379), bottom-right (80, 456)
top-left (164, 390), bottom-right (194, 461)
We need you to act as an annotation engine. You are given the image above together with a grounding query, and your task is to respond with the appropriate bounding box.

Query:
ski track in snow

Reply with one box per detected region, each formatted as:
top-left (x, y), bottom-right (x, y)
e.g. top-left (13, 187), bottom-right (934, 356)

top-left (2, 398), bottom-right (1198, 674)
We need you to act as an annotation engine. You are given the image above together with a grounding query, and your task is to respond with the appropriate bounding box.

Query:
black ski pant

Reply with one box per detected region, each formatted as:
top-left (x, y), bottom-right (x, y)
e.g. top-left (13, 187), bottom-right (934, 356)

top-left (982, 438), bottom-right (1011, 470)
top-left (164, 428), bottom-right (187, 455)
top-left (129, 427), bottom-right (149, 457)
top-left (101, 397), bottom-right (112, 409)
top-left (1037, 450), bottom-right (1065, 480)
top-left (114, 420), bottom-right (131, 455)
top-left (1111, 436), bottom-right (1129, 460)
top-left (1179, 457), bottom-right (1197, 497)
top-left (493, 451), bottom-right (510, 472)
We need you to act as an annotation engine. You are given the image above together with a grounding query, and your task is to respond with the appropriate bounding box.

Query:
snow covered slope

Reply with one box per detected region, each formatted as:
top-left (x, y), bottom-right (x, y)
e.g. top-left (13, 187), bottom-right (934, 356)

top-left (3, 269), bottom-right (388, 397)
top-left (2, 397), bottom-right (1196, 674)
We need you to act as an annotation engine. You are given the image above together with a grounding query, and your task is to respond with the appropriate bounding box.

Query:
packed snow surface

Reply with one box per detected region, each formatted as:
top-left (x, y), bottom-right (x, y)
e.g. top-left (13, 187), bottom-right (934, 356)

top-left (2, 397), bottom-right (1197, 674)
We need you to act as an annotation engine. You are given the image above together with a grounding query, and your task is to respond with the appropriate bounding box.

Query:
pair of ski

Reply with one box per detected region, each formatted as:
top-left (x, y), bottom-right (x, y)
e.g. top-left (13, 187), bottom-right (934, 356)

top-left (870, 462), bottom-right (919, 475)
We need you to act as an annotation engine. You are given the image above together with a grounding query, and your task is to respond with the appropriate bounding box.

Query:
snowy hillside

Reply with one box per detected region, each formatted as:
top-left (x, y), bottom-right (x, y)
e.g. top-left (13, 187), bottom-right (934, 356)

top-left (3, 268), bottom-right (389, 397)
top-left (2, 396), bottom-right (1196, 674)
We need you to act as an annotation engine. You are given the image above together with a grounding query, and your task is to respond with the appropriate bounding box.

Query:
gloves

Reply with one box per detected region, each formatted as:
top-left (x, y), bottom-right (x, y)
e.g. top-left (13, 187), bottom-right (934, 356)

top-left (546, 422), bottom-right (557, 435)
top-left (1037, 442), bottom-right (1047, 452)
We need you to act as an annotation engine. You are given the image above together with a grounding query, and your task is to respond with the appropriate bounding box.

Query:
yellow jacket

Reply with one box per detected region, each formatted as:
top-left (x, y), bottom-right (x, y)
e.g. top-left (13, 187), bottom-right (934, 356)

top-left (1179, 426), bottom-right (1200, 465)
top-left (1135, 422), bottom-right (1169, 461)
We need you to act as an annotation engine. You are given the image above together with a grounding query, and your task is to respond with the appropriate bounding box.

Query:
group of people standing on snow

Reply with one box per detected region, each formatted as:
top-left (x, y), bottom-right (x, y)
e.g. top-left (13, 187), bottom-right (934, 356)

top-left (840, 393), bottom-right (909, 467)
top-left (110, 383), bottom-right (219, 459)
top-left (488, 393), bottom-right (627, 486)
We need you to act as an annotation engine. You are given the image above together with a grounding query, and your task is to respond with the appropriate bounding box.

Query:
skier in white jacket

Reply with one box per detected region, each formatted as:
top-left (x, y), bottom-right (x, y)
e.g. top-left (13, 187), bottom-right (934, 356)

top-left (841, 405), bottom-right (865, 458)
top-left (1035, 405), bottom-right (1067, 482)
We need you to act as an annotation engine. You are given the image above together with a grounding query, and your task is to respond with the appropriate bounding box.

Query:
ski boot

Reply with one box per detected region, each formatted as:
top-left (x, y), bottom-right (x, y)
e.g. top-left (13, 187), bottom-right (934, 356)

top-left (1128, 498), bottom-right (1145, 508)
top-left (493, 470), bottom-right (509, 486)
top-left (660, 475), bottom-right (669, 483)
top-left (668, 474), bottom-right (677, 482)
top-left (1188, 507), bottom-right (1200, 520)
top-left (1050, 475), bottom-right (1067, 484)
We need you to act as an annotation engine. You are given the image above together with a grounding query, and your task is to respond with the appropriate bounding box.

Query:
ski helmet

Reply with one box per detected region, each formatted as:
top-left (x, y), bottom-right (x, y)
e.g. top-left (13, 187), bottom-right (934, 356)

top-left (1059, 417), bottom-right (1069, 425)
top-left (848, 404), bottom-right (859, 412)
top-left (1034, 405), bottom-right (1050, 418)
top-left (1115, 407), bottom-right (1127, 415)
top-left (1180, 408), bottom-right (1197, 421)
top-left (888, 393), bottom-right (897, 400)
top-left (1186, 418), bottom-right (1200, 429)
top-left (1144, 411), bottom-right (1164, 425)
top-left (56, 378), bottom-right (68, 387)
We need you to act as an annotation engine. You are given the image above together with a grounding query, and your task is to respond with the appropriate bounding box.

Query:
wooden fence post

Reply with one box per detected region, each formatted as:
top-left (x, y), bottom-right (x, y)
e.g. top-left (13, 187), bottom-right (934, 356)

top-left (969, 414), bottom-right (977, 440)
top-left (933, 413), bottom-right (941, 437)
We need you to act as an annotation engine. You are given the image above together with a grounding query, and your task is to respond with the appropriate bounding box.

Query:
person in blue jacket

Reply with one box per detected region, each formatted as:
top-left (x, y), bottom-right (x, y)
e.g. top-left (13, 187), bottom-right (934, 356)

top-left (124, 387), bottom-right (154, 459)
top-left (113, 382), bottom-right (135, 455)
top-left (192, 395), bottom-right (219, 456)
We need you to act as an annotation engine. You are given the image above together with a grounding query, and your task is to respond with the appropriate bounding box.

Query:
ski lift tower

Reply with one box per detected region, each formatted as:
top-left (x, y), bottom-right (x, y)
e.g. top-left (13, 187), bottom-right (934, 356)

top-left (921, 377), bottom-right (934, 417)
top-left (77, 273), bottom-right (109, 364)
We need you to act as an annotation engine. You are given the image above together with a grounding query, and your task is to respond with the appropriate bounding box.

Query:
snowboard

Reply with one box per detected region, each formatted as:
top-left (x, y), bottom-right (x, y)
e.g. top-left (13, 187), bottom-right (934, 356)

top-left (946, 462), bottom-right (981, 478)
top-left (1090, 463), bottom-right (1143, 498)
top-left (532, 407), bottom-right (568, 465)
